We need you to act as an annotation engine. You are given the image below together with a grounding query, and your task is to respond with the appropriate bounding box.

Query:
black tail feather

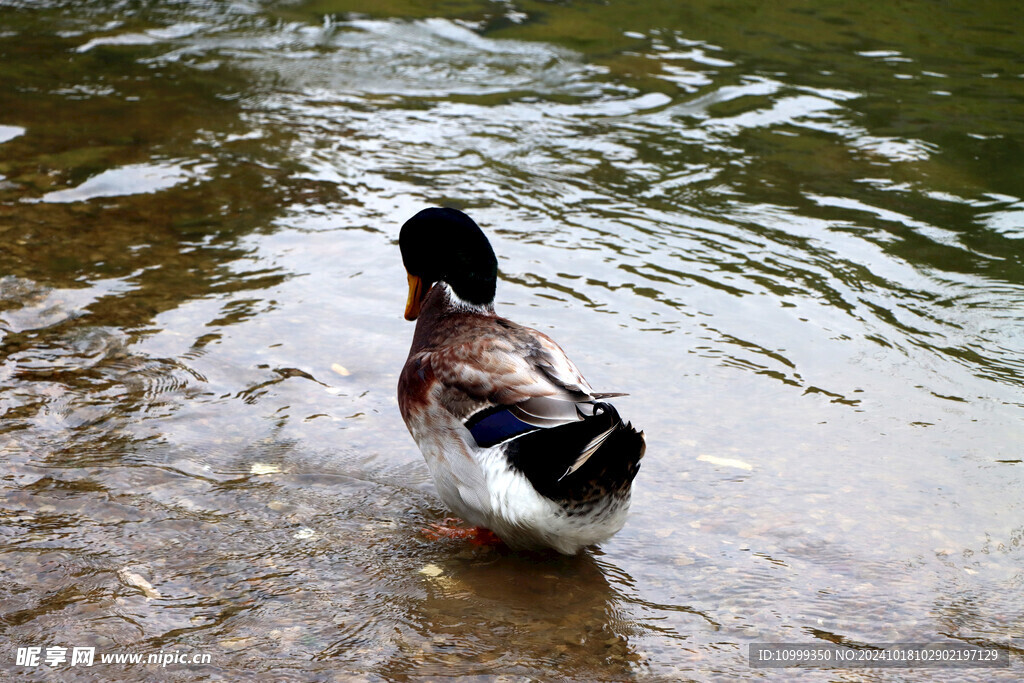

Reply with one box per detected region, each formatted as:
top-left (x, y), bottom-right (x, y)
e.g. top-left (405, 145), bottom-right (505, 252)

top-left (505, 402), bottom-right (645, 505)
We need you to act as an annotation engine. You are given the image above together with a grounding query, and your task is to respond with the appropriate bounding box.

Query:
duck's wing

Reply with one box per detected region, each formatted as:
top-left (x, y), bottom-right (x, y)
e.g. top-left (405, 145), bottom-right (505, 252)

top-left (429, 322), bottom-right (594, 412)
top-left (426, 319), bottom-right (627, 475)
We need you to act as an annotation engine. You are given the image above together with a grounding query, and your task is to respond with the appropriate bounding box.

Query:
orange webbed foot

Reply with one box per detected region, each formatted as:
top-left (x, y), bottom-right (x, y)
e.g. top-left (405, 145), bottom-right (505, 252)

top-left (422, 518), bottom-right (504, 546)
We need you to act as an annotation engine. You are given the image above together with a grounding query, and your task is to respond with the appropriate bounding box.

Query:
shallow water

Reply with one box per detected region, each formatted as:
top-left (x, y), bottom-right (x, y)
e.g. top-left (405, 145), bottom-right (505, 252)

top-left (1, 0), bottom-right (1022, 680)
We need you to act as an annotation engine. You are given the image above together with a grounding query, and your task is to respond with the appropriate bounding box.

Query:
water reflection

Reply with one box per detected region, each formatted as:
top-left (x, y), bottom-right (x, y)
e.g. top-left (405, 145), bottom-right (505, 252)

top-left (36, 160), bottom-right (212, 204)
top-left (371, 551), bottom-right (646, 678)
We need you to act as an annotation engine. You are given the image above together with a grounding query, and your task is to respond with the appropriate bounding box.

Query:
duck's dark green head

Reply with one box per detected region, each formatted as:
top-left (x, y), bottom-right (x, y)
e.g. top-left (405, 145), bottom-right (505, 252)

top-left (399, 207), bottom-right (498, 320)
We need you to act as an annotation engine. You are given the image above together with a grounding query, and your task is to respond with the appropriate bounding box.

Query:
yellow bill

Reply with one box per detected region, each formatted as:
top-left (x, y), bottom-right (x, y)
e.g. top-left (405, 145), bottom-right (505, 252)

top-left (404, 273), bottom-right (426, 320)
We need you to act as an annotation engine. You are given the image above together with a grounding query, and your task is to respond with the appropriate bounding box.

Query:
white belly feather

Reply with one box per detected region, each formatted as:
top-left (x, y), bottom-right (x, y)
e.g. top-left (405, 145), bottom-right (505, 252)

top-left (407, 405), bottom-right (630, 554)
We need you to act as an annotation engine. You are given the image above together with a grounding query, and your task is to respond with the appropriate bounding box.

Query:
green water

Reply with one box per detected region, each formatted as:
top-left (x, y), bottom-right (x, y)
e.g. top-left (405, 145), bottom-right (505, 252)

top-left (1, 0), bottom-right (1022, 680)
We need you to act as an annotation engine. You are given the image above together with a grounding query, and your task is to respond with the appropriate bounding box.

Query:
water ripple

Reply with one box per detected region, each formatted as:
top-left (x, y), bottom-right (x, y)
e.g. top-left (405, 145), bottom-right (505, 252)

top-left (2, 2), bottom-right (1023, 680)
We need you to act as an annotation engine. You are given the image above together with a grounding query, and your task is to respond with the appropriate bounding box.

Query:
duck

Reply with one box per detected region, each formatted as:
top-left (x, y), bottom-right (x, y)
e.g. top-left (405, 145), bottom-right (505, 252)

top-left (397, 207), bottom-right (645, 555)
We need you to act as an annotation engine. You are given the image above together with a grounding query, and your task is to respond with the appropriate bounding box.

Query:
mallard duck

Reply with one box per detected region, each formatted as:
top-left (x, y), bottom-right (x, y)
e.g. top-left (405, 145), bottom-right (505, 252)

top-left (397, 207), bottom-right (645, 554)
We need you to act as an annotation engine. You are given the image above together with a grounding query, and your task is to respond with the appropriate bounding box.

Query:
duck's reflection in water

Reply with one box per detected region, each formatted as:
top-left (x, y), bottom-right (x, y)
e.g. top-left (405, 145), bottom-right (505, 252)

top-left (384, 547), bottom-right (643, 678)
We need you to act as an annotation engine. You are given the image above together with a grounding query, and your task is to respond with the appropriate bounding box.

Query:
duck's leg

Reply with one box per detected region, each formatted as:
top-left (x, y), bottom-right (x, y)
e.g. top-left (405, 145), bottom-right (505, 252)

top-left (422, 518), bottom-right (504, 546)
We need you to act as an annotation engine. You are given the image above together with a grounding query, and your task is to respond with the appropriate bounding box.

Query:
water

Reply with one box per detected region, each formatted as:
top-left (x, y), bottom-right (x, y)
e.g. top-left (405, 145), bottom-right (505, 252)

top-left (1, 0), bottom-right (1022, 679)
